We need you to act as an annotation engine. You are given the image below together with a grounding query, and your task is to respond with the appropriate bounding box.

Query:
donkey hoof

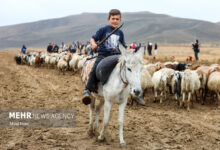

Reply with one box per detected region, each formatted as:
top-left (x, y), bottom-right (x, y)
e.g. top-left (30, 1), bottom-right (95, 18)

top-left (120, 142), bottom-right (126, 148)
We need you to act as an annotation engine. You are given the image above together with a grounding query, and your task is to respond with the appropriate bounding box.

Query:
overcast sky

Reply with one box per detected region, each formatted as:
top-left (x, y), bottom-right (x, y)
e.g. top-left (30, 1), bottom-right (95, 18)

top-left (0, 0), bottom-right (219, 27)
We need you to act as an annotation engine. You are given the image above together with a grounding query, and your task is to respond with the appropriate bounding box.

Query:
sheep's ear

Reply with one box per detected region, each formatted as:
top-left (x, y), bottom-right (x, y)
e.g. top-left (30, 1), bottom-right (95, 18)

top-left (119, 43), bottom-right (127, 57)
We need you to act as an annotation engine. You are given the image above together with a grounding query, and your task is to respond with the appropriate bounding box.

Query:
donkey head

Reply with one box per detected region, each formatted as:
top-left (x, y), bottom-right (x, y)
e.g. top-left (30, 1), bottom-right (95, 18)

top-left (119, 44), bottom-right (144, 98)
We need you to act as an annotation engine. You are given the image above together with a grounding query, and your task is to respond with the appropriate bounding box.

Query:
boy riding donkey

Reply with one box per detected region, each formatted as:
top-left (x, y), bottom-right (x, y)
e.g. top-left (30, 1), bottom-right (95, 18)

top-left (82, 9), bottom-right (126, 105)
top-left (82, 9), bottom-right (145, 106)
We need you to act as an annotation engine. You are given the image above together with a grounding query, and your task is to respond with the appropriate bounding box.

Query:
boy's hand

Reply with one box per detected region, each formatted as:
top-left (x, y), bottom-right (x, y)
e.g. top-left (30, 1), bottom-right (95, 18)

top-left (90, 38), bottom-right (98, 51)
top-left (92, 43), bottom-right (98, 50)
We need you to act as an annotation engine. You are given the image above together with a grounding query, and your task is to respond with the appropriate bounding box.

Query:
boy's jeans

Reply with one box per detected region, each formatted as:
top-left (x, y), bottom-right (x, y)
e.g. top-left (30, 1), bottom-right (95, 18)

top-left (86, 55), bottom-right (105, 91)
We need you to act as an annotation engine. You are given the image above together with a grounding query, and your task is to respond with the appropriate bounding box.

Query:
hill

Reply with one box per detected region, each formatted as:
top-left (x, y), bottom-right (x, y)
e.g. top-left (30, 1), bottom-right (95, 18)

top-left (1, 11), bottom-right (220, 48)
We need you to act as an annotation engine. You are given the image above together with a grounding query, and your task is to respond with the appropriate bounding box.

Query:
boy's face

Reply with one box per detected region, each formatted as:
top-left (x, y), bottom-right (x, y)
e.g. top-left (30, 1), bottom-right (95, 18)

top-left (108, 15), bottom-right (121, 28)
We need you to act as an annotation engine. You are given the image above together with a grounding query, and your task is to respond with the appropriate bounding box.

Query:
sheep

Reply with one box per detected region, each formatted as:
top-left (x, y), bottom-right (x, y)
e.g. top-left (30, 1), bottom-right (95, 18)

top-left (152, 68), bottom-right (174, 103)
top-left (77, 55), bottom-right (88, 70)
top-left (141, 68), bottom-right (154, 96)
top-left (207, 71), bottom-right (220, 108)
top-left (81, 58), bottom-right (95, 84)
top-left (171, 71), bottom-right (183, 101)
top-left (29, 54), bottom-right (36, 66)
top-left (130, 67), bottom-right (153, 106)
top-left (57, 54), bottom-right (72, 74)
top-left (44, 54), bottom-right (51, 68)
top-left (181, 69), bottom-right (201, 111)
top-left (144, 63), bottom-right (162, 76)
top-left (152, 70), bottom-right (167, 103)
top-left (69, 54), bottom-right (81, 72)
top-left (35, 52), bottom-right (42, 67)
top-left (195, 65), bottom-right (219, 104)
top-left (49, 56), bottom-right (58, 68)
top-left (15, 54), bottom-right (22, 64)
top-left (196, 69), bottom-right (208, 104)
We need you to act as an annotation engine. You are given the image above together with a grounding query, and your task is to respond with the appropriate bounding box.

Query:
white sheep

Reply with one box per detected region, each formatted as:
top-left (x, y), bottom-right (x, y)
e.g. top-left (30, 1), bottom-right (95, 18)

top-left (181, 69), bottom-right (200, 111)
top-left (49, 56), bottom-right (58, 68)
top-left (29, 54), bottom-right (36, 66)
top-left (144, 63), bottom-right (162, 76)
top-left (57, 54), bottom-right (72, 74)
top-left (141, 68), bottom-right (154, 96)
top-left (152, 68), bottom-right (172, 103)
top-left (207, 71), bottom-right (220, 109)
top-left (77, 56), bottom-right (88, 70)
top-left (69, 54), bottom-right (81, 72)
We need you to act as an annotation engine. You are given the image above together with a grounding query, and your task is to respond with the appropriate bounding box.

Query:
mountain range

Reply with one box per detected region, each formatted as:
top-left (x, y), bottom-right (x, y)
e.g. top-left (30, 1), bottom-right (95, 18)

top-left (0, 11), bottom-right (220, 49)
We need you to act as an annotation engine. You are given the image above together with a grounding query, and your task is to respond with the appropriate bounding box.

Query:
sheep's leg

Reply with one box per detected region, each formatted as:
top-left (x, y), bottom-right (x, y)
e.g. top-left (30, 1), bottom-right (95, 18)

top-left (62, 69), bottom-right (65, 75)
top-left (191, 93), bottom-right (194, 108)
top-left (169, 85), bottom-right (172, 95)
top-left (164, 87), bottom-right (167, 100)
top-left (98, 100), bottom-right (112, 141)
top-left (217, 93), bottom-right (220, 109)
top-left (203, 87), bottom-right (208, 105)
top-left (118, 101), bottom-right (127, 148)
top-left (195, 91), bottom-right (198, 103)
top-left (181, 92), bottom-right (185, 108)
top-left (154, 90), bottom-right (157, 103)
top-left (187, 92), bottom-right (191, 111)
top-left (94, 100), bottom-right (104, 135)
top-left (160, 91), bottom-right (163, 103)
top-left (88, 98), bottom-right (95, 137)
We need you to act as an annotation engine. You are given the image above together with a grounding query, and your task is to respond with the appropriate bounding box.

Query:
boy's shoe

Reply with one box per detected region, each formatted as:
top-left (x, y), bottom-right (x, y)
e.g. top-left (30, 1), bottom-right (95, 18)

top-left (82, 89), bottom-right (92, 105)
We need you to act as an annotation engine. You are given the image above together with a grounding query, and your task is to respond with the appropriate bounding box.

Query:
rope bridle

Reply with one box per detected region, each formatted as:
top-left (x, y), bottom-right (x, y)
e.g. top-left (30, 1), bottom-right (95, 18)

top-left (120, 61), bottom-right (128, 88)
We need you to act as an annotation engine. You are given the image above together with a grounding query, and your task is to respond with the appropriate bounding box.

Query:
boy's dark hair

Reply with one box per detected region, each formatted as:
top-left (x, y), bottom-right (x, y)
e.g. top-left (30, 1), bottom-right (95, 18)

top-left (108, 9), bottom-right (121, 19)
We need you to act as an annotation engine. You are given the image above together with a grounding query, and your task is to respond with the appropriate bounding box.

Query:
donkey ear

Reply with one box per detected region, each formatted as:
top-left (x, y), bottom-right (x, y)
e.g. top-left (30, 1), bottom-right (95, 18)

top-left (119, 43), bottom-right (127, 56)
top-left (135, 46), bottom-right (144, 59)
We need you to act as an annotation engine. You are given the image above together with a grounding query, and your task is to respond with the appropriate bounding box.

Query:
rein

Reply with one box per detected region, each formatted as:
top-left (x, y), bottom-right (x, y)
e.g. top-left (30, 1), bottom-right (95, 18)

top-left (120, 62), bottom-right (128, 88)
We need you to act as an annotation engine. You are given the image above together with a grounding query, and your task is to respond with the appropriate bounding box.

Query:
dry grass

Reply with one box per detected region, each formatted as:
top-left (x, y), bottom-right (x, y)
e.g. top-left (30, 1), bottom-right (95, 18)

top-left (144, 45), bottom-right (220, 65)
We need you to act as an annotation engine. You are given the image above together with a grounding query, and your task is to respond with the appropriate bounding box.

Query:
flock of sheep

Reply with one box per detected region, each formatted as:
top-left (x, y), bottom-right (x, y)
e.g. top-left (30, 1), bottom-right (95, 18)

top-left (15, 51), bottom-right (220, 111)
top-left (140, 61), bottom-right (220, 110)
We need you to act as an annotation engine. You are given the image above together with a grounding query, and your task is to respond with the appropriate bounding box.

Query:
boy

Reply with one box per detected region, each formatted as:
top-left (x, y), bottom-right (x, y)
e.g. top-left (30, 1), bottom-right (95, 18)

top-left (82, 9), bottom-right (126, 105)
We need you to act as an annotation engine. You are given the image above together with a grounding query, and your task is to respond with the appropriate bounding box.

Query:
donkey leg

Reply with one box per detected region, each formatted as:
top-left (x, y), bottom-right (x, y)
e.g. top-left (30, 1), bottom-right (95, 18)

top-left (98, 100), bottom-right (112, 141)
top-left (88, 98), bottom-right (95, 136)
top-left (118, 101), bottom-right (127, 148)
top-left (94, 100), bottom-right (104, 134)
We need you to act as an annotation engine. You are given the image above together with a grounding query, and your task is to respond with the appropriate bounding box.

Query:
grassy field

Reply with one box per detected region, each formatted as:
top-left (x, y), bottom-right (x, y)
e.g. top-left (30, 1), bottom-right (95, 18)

top-left (143, 45), bottom-right (220, 65)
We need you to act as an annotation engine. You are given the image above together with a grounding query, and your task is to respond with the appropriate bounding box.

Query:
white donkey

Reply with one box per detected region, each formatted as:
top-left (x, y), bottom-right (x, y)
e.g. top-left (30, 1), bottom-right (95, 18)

top-left (87, 44), bottom-right (144, 147)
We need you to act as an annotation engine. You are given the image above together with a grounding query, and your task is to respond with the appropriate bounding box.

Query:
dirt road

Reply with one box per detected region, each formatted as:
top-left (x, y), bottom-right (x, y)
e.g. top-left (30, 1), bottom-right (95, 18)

top-left (0, 50), bottom-right (220, 150)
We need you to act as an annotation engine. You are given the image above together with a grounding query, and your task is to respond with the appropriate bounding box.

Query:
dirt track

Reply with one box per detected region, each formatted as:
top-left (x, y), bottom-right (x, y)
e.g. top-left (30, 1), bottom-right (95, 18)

top-left (0, 50), bottom-right (220, 150)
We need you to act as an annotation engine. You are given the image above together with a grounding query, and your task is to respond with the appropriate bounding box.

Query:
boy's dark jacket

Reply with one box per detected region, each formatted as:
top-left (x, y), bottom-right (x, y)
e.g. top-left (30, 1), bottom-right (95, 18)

top-left (92, 25), bottom-right (126, 56)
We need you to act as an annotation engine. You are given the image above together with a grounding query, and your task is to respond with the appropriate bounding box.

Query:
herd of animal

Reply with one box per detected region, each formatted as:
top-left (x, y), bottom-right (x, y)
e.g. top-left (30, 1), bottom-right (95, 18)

top-left (15, 51), bottom-right (220, 111)
top-left (14, 49), bottom-right (220, 147)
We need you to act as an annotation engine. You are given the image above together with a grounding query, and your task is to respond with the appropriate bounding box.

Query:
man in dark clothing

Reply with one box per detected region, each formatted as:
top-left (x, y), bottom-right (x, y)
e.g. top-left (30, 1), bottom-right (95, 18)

top-left (192, 39), bottom-right (200, 61)
top-left (82, 9), bottom-right (126, 105)
top-left (47, 43), bottom-right (53, 53)
top-left (53, 44), bottom-right (59, 53)
top-left (21, 45), bottom-right (26, 54)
